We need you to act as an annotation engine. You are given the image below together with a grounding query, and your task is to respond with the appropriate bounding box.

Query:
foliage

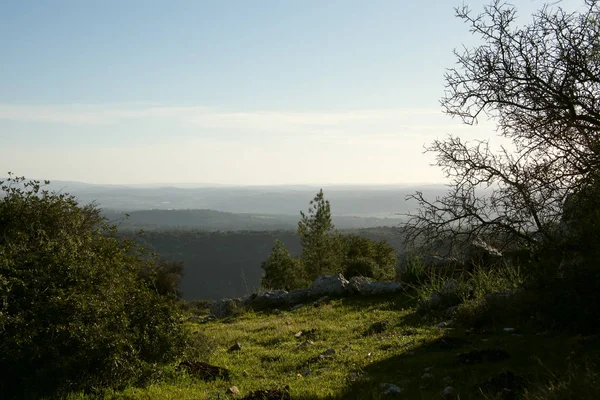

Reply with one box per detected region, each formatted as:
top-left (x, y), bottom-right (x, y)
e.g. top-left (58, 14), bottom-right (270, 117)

top-left (341, 234), bottom-right (397, 280)
top-left (139, 259), bottom-right (185, 298)
top-left (297, 189), bottom-right (344, 278)
top-left (399, 254), bottom-right (429, 285)
top-left (261, 192), bottom-right (399, 290)
top-left (403, 253), bottom-right (524, 317)
top-left (261, 240), bottom-right (308, 291)
top-left (405, 0), bottom-right (600, 254)
top-left (343, 257), bottom-right (382, 280)
top-left (0, 174), bottom-right (186, 397)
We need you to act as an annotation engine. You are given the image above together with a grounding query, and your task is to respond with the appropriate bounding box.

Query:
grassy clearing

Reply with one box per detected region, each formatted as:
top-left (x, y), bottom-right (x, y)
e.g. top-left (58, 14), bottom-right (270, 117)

top-left (92, 291), bottom-right (599, 400)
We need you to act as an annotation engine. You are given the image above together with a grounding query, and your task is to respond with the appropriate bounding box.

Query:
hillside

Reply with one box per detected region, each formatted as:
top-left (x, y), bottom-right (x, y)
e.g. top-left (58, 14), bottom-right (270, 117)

top-left (108, 292), bottom-right (600, 400)
top-left (36, 181), bottom-right (447, 216)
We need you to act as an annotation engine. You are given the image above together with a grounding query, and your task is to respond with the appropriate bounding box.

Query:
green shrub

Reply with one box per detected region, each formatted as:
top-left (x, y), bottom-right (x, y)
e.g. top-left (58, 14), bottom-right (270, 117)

top-left (344, 257), bottom-right (381, 279)
top-left (343, 257), bottom-right (394, 281)
top-left (139, 259), bottom-right (185, 298)
top-left (399, 254), bottom-right (429, 285)
top-left (0, 175), bottom-right (187, 397)
top-left (261, 240), bottom-right (308, 290)
top-left (341, 234), bottom-right (397, 280)
top-left (467, 263), bottom-right (524, 299)
top-left (409, 261), bottom-right (525, 318)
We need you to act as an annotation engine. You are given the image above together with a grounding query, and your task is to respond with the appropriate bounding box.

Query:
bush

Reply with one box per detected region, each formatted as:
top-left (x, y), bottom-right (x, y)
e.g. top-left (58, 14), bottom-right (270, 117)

top-left (139, 259), bottom-right (185, 298)
top-left (0, 175), bottom-right (187, 397)
top-left (261, 240), bottom-right (308, 290)
top-left (343, 257), bottom-right (393, 281)
top-left (342, 234), bottom-right (397, 280)
top-left (408, 260), bottom-right (524, 318)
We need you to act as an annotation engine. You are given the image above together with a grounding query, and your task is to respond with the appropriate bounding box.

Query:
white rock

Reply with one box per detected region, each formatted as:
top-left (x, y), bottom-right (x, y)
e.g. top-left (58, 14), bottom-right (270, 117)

top-left (309, 274), bottom-right (349, 296)
top-left (348, 276), bottom-right (402, 295)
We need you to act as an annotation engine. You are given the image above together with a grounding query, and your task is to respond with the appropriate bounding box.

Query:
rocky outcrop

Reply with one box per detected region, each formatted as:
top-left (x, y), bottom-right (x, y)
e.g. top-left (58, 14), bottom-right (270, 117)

top-left (309, 274), bottom-right (349, 296)
top-left (347, 276), bottom-right (403, 295)
top-left (205, 274), bottom-right (403, 319)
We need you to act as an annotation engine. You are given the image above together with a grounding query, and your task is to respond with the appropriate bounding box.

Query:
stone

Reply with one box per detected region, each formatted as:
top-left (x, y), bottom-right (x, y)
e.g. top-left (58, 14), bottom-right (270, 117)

top-left (228, 342), bottom-right (242, 352)
top-left (250, 290), bottom-right (288, 309)
top-left (227, 386), bottom-right (240, 395)
top-left (441, 386), bottom-right (456, 399)
top-left (309, 274), bottom-right (348, 297)
top-left (380, 383), bottom-right (404, 395)
top-left (290, 303), bottom-right (304, 311)
top-left (323, 348), bottom-right (335, 355)
top-left (348, 276), bottom-right (402, 295)
top-left (442, 376), bottom-right (453, 383)
top-left (286, 289), bottom-right (312, 305)
top-left (421, 373), bottom-right (434, 379)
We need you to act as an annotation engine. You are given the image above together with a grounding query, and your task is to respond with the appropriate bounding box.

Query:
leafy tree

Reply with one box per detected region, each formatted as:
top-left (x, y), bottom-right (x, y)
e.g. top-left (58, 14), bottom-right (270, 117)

top-left (406, 1), bottom-right (600, 256)
top-left (261, 240), bottom-right (308, 290)
top-left (139, 259), bottom-right (185, 298)
top-left (297, 189), bottom-right (344, 278)
top-left (0, 174), bottom-right (186, 397)
top-left (341, 234), bottom-right (397, 280)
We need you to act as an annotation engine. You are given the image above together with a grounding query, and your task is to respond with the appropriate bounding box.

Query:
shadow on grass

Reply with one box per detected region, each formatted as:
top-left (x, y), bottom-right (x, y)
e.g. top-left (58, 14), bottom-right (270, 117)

top-left (293, 324), bottom-right (592, 400)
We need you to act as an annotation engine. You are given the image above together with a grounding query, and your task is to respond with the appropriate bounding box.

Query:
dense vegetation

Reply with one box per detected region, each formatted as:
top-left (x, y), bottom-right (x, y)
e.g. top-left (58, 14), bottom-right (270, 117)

top-left (125, 227), bottom-right (405, 300)
top-left (102, 209), bottom-right (405, 232)
top-left (0, 175), bottom-right (187, 397)
top-left (262, 190), bottom-right (398, 290)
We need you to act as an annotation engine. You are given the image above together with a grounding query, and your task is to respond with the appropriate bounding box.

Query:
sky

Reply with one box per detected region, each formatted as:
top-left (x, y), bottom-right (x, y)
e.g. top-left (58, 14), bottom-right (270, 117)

top-left (0, 0), bottom-right (582, 185)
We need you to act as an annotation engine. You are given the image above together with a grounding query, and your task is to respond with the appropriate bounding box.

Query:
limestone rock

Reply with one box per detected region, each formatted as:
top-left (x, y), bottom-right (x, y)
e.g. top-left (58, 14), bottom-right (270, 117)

top-left (309, 274), bottom-right (348, 297)
top-left (348, 276), bottom-right (402, 295)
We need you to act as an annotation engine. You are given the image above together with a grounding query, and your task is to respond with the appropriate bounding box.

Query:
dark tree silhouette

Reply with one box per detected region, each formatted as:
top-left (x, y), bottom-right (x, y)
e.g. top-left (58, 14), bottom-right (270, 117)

top-left (406, 0), bottom-right (600, 254)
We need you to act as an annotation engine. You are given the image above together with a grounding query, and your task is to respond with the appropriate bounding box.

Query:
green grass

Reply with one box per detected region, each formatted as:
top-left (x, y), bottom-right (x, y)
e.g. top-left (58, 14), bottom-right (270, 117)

top-left (83, 292), bottom-right (599, 400)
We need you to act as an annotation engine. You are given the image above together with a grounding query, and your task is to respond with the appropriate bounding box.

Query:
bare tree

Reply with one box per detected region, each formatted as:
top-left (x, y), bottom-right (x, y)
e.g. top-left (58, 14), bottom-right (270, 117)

top-left (406, 0), bottom-right (600, 255)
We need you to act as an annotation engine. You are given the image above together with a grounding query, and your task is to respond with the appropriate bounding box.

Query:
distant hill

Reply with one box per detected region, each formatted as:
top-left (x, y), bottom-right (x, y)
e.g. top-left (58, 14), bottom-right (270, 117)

top-left (102, 209), bottom-right (404, 231)
top-left (33, 180), bottom-right (447, 218)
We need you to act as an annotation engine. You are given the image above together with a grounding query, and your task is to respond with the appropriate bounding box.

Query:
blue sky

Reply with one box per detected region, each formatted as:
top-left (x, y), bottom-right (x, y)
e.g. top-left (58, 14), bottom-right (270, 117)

top-left (0, 0), bottom-right (581, 185)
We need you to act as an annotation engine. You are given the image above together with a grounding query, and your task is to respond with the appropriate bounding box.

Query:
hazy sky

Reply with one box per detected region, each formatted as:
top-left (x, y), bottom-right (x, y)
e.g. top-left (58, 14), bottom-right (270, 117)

top-left (0, 0), bottom-right (581, 185)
